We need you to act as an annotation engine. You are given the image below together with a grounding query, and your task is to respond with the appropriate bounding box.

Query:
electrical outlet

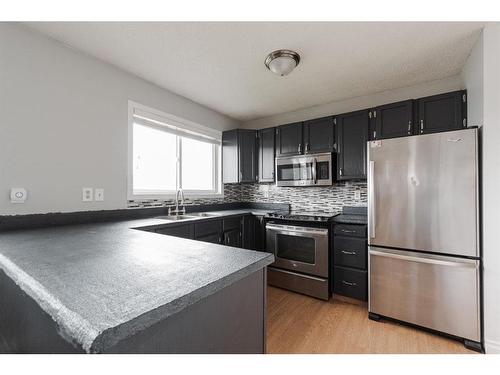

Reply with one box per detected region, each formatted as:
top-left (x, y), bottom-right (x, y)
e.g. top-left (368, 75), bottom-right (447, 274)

top-left (10, 188), bottom-right (27, 203)
top-left (82, 187), bottom-right (93, 202)
top-left (354, 190), bottom-right (361, 201)
top-left (94, 188), bottom-right (104, 201)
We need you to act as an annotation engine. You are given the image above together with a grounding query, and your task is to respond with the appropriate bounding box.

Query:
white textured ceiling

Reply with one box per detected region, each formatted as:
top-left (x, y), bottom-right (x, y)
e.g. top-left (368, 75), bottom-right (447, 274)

top-left (25, 22), bottom-right (483, 122)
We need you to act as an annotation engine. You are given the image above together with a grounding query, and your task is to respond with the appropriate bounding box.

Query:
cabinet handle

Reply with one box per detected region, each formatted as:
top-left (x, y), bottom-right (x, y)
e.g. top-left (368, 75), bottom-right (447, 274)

top-left (341, 229), bottom-right (355, 233)
top-left (239, 171), bottom-right (242, 181)
top-left (341, 250), bottom-right (357, 255)
top-left (420, 119), bottom-right (424, 133)
top-left (305, 143), bottom-right (310, 153)
top-left (342, 280), bottom-right (358, 287)
top-left (339, 168), bottom-right (343, 177)
top-left (298, 143), bottom-right (302, 153)
top-left (407, 121), bottom-right (412, 134)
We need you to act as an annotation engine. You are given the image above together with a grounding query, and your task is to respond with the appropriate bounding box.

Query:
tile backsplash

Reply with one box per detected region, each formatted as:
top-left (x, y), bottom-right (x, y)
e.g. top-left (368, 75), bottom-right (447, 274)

top-left (129, 182), bottom-right (367, 213)
top-left (223, 181), bottom-right (367, 213)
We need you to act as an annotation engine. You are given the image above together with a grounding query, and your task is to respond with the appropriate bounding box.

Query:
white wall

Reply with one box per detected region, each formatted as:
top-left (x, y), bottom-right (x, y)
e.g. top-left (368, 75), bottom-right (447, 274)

top-left (241, 75), bottom-right (464, 129)
top-left (0, 23), bottom-right (239, 215)
top-left (480, 23), bottom-right (500, 354)
top-left (461, 32), bottom-right (484, 127)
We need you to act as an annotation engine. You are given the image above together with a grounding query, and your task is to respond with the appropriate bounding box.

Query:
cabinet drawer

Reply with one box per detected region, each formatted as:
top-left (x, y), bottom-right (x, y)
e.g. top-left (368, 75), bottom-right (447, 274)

top-left (156, 224), bottom-right (193, 239)
top-left (194, 220), bottom-right (222, 238)
top-left (334, 224), bottom-right (367, 238)
top-left (223, 216), bottom-right (242, 231)
top-left (333, 266), bottom-right (367, 301)
top-left (333, 237), bottom-right (367, 269)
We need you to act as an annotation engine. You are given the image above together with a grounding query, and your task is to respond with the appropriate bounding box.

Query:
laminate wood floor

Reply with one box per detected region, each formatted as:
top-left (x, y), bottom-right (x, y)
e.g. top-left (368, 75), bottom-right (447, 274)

top-left (266, 286), bottom-right (476, 354)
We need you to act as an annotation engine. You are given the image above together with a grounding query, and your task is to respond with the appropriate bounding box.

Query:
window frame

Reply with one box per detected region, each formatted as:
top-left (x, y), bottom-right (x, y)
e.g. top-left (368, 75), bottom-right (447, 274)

top-left (127, 101), bottom-right (223, 201)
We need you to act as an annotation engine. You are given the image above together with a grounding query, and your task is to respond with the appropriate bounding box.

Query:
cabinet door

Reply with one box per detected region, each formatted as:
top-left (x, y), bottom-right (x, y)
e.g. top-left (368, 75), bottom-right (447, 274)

top-left (156, 224), bottom-right (193, 239)
top-left (417, 90), bottom-right (466, 134)
top-left (222, 130), bottom-right (238, 183)
top-left (223, 229), bottom-right (241, 247)
top-left (275, 122), bottom-right (303, 156)
top-left (374, 100), bottom-right (414, 139)
top-left (254, 216), bottom-right (266, 251)
top-left (258, 128), bottom-right (275, 182)
top-left (238, 130), bottom-right (257, 182)
top-left (242, 215), bottom-right (256, 250)
top-left (303, 116), bottom-right (335, 154)
top-left (196, 232), bottom-right (222, 244)
top-left (336, 110), bottom-right (369, 180)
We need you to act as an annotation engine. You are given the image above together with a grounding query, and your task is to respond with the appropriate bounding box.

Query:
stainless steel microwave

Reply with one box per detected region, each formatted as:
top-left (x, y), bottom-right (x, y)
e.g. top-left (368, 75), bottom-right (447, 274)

top-left (276, 152), bottom-right (333, 187)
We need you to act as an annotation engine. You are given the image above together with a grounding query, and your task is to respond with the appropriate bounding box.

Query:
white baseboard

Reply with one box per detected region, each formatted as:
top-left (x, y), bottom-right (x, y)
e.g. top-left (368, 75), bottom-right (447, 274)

top-left (485, 339), bottom-right (500, 354)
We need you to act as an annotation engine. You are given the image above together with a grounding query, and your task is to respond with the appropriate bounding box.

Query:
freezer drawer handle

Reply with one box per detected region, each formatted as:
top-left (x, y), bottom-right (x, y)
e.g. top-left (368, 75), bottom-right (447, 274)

top-left (369, 250), bottom-right (479, 268)
top-left (341, 250), bottom-right (357, 255)
top-left (342, 280), bottom-right (358, 287)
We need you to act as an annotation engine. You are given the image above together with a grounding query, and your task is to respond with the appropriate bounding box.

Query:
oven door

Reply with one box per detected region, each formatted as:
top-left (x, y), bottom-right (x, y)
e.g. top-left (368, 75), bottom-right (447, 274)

top-left (276, 153), bottom-right (332, 187)
top-left (266, 223), bottom-right (329, 278)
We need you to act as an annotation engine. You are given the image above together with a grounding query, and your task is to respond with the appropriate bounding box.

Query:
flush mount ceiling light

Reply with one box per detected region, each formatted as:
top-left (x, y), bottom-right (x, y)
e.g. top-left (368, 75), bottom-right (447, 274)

top-left (264, 49), bottom-right (300, 76)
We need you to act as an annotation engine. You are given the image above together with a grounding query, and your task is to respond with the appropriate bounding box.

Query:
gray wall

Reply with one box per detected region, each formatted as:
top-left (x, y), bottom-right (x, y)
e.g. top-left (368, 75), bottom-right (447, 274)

top-left (461, 24), bottom-right (500, 354)
top-left (241, 75), bottom-right (464, 129)
top-left (480, 23), bottom-right (500, 354)
top-left (461, 31), bottom-right (484, 127)
top-left (0, 23), bottom-right (239, 215)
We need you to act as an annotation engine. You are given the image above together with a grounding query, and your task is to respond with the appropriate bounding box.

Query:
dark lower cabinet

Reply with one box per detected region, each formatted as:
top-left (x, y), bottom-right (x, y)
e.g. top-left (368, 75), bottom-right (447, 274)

top-left (257, 128), bottom-right (275, 183)
top-left (275, 122), bottom-right (303, 156)
top-left (335, 110), bottom-right (369, 180)
top-left (242, 215), bottom-right (256, 250)
top-left (332, 223), bottom-right (368, 301)
top-left (303, 116), bottom-right (335, 154)
top-left (372, 100), bottom-right (414, 140)
top-left (155, 224), bottom-right (193, 239)
top-left (416, 90), bottom-right (467, 134)
top-left (332, 266), bottom-right (367, 301)
top-left (254, 216), bottom-right (266, 251)
top-left (223, 229), bottom-right (241, 247)
top-left (196, 232), bottom-right (222, 244)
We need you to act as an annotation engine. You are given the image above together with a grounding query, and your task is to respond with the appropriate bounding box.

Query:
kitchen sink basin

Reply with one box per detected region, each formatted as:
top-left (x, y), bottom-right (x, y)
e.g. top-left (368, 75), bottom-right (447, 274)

top-left (188, 212), bottom-right (221, 217)
top-left (156, 215), bottom-right (197, 221)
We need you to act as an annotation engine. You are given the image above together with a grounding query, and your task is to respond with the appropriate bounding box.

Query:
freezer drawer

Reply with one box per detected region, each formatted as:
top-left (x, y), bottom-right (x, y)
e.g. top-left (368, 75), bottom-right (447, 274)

top-left (369, 246), bottom-right (481, 342)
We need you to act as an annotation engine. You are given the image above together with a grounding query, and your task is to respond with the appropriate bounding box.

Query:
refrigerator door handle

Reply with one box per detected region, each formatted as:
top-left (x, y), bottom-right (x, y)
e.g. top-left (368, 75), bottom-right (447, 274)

top-left (369, 160), bottom-right (375, 239)
top-left (369, 249), bottom-right (478, 268)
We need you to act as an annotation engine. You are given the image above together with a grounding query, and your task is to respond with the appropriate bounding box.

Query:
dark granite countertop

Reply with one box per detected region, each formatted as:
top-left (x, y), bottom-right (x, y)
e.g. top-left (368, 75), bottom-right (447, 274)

top-left (332, 206), bottom-right (368, 225)
top-left (0, 208), bottom-right (278, 353)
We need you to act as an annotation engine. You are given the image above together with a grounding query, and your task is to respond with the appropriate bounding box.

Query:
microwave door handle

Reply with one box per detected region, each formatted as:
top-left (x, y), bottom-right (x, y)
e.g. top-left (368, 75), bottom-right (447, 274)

top-left (312, 158), bottom-right (317, 183)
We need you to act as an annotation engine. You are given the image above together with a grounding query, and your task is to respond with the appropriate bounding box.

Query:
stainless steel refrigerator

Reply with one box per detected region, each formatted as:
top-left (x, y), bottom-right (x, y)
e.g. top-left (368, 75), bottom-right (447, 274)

top-left (367, 128), bottom-right (482, 351)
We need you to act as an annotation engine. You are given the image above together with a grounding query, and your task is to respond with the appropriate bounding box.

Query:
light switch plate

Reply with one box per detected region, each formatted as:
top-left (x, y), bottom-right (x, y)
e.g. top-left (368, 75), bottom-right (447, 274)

top-left (10, 188), bottom-right (27, 203)
top-left (94, 188), bottom-right (104, 201)
top-left (82, 187), bottom-right (93, 202)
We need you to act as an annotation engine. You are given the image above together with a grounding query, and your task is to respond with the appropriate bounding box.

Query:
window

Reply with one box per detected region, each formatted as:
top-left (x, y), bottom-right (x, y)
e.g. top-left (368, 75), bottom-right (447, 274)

top-left (128, 101), bottom-right (222, 199)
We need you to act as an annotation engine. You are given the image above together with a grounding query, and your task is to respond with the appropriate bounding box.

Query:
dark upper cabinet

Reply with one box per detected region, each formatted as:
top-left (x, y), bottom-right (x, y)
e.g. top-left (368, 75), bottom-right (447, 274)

top-left (303, 116), bottom-right (335, 154)
top-left (257, 128), bottom-right (275, 182)
top-left (372, 100), bottom-right (414, 140)
top-left (275, 122), bottom-right (303, 156)
top-left (222, 129), bottom-right (257, 183)
top-left (416, 90), bottom-right (467, 135)
top-left (335, 109), bottom-right (369, 180)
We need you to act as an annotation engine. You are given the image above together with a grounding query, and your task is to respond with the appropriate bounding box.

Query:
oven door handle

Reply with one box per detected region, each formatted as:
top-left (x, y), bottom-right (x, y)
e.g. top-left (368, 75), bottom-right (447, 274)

top-left (266, 224), bottom-right (328, 238)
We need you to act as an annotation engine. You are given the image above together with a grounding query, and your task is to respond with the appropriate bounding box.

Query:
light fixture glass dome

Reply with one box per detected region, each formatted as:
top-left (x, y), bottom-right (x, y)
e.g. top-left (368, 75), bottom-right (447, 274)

top-left (265, 50), bottom-right (300, 76)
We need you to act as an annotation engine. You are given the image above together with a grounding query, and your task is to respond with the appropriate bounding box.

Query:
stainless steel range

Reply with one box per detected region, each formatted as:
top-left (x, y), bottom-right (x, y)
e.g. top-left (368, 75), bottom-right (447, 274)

top-left (265, 212), bottom-right (334, 300)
